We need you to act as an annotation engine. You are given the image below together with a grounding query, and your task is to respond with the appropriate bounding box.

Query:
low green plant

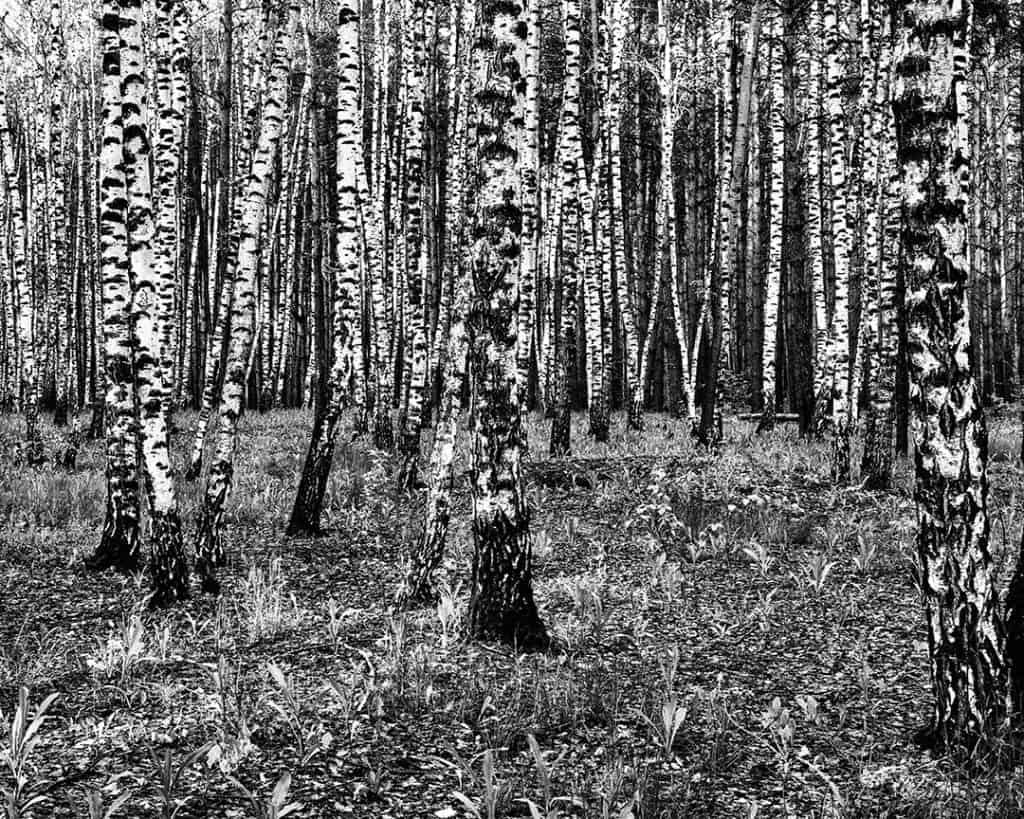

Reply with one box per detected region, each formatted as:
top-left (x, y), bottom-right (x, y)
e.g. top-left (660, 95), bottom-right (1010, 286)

top-left (435, 583), bottom-right (461, 649)
top-left (1, 688), bottom-right (60, 818)
top-left (79, 787), bottom-right (133, 819)
top-left (264, 662), bottom-right (331, 766)
top-left (517, 734), bottom-right (573, 819)
top-left (635, 694), bottom-right (689, 760)
top-left (795, 553), bottom-right (836, 596)
top-left (240, 558), bottom-right (300, 643)
top-left (450, 749), bottom-right (510, 819)
top-left (742, 541), bottom-right (774, 578)
top-left (85, 613), bottom-right (147, 686)
top-left (147, 742), bottom-right (213, 819)
top-left (228, 771), bottom-right (303, 818)
top-left (532, 529), bottom-right (554, 563)
top-left (852, 534), bottom-right (878, 574)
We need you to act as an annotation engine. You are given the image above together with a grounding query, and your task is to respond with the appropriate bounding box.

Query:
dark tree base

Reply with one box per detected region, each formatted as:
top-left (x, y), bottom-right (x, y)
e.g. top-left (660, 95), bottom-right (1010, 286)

top-left (86, 404), bottom-right (105, 440)
top-left (469, 514), bottom-right (549, 653)
top-left (88, 512), bottom-right (141, 574)
top-left (589, 409), bottom-right (610, 443)
top-left (831, 426), bottom-right (851, 484)
top-left (148, 511), bottom-right (190, 608)
top-left (1005, 559), bottom-right (1024, 715)
top-left (627, 400), bottom-right (644, 433)
top-left (194, 558), bottom-right (221, 595)
top-left (394, 578), bottom-right (440, 610)
top-left (85, 550), bottom-right (141, 574)
top-left (53, 398), bottom-right (68, 428)
top-left (468, 611), bottom-right (550, 653)
top-left (549, 411), bottom-right (570, 457)
top-left (374, 415), bottom-right (395, 451)
top-left (183, 458), bottom-right (202, 482)
top-left (285, 522), bottom-right (329, 538)
top-left (397, 448), bottom-right (420, 492)
top-left (194, 498), bottom-right (227, 595)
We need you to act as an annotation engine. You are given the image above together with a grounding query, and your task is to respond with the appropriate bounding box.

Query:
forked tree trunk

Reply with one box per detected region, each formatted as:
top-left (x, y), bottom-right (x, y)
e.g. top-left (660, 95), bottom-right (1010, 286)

top-left (467, 0), bottom-right (547, 650)
top-left (121, 0), bottom-right (190, 605)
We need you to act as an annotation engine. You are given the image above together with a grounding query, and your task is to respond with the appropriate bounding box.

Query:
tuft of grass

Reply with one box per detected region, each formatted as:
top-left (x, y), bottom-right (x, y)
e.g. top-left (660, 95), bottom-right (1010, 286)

top-left (238, 557), bottom-right (302, 644)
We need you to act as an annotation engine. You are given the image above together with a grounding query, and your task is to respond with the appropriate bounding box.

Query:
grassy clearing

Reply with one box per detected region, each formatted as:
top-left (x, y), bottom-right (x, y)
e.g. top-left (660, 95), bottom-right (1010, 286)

top-left (0, 409), bottom-right (1023, 817)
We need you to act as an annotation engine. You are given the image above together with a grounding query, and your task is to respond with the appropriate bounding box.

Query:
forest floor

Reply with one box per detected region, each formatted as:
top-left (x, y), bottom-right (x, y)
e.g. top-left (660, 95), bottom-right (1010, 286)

top-left (2, 408), bottom-right (1024, 818)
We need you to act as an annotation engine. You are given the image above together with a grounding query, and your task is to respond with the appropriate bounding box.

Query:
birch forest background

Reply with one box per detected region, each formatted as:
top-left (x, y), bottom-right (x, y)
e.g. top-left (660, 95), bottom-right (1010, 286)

top-left (5, 0), bottom-right (1024, 814)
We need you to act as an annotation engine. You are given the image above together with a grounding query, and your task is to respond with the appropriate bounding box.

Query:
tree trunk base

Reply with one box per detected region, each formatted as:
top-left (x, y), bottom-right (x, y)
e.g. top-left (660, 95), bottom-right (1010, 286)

top-left (89, 506), bottom-right (141, 573)
top-left (184, 457), bottom-right (203, 482)
top-left (627, 399), bottom-right (644, 432)
top-left (549, 410), bottom-right (570, 457)
top-left (374, 413), bottom-right (395, 451)
top-left (148, 510), bottom-right (190, 608)
top-left (53, 397), bottom-right (68, 428)
top-left (86, 402), bottom-right (105, 440)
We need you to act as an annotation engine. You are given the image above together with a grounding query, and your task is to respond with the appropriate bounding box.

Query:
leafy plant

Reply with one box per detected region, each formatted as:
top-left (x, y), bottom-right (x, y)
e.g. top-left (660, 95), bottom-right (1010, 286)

top-left (742, 541), bottom-right (774, 578)
top-left (228, 771), bottom-right (303, 819)
top-left (852, 534), bottom-right (878, 574)
top-left (435, 583), bottom-right (461, 649)
top-left (80, 787), bottom-right (133, 819)
top-left (451, 749), bottom-right (510, 819)
top-left (634, 694), bottom-right (689, 759)
top-left (1, 688), bottom-right (60, 818)
top-left (659, 645), bottom-right (680, 697)
top-left (147, 742), bottom-right (213, 819)
top-left (241, 558), bottom-right (300, 643)
top-left (532, 529), bottom-right (554, 563)
top-left (516, 733), bottom-right (573, 819)
top-left (325, 597), bottom-right (344, 652)
top-left (795, 553), bottom-right (836, 596)
top-left (264, 662), bottom-right (331, 766)
top-left (85, 613), bottom-right (147, 686)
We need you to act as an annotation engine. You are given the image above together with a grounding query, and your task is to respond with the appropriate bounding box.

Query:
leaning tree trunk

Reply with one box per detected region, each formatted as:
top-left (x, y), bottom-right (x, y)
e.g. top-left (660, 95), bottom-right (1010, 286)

top-left (466, 0), bottom-right (547, 650)
top-left (395, 253), bottom-right (471, 606)
top-left (287, 0), bottom-right (361, 537)
top-left (195, 3), bottom-right (298, 593)
top-left (894, 0), bottom-right (1008, 751)
top-left (121, 0), bottom-right (190, 605)
top-left (87, 0), bottom-right (143, 573)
